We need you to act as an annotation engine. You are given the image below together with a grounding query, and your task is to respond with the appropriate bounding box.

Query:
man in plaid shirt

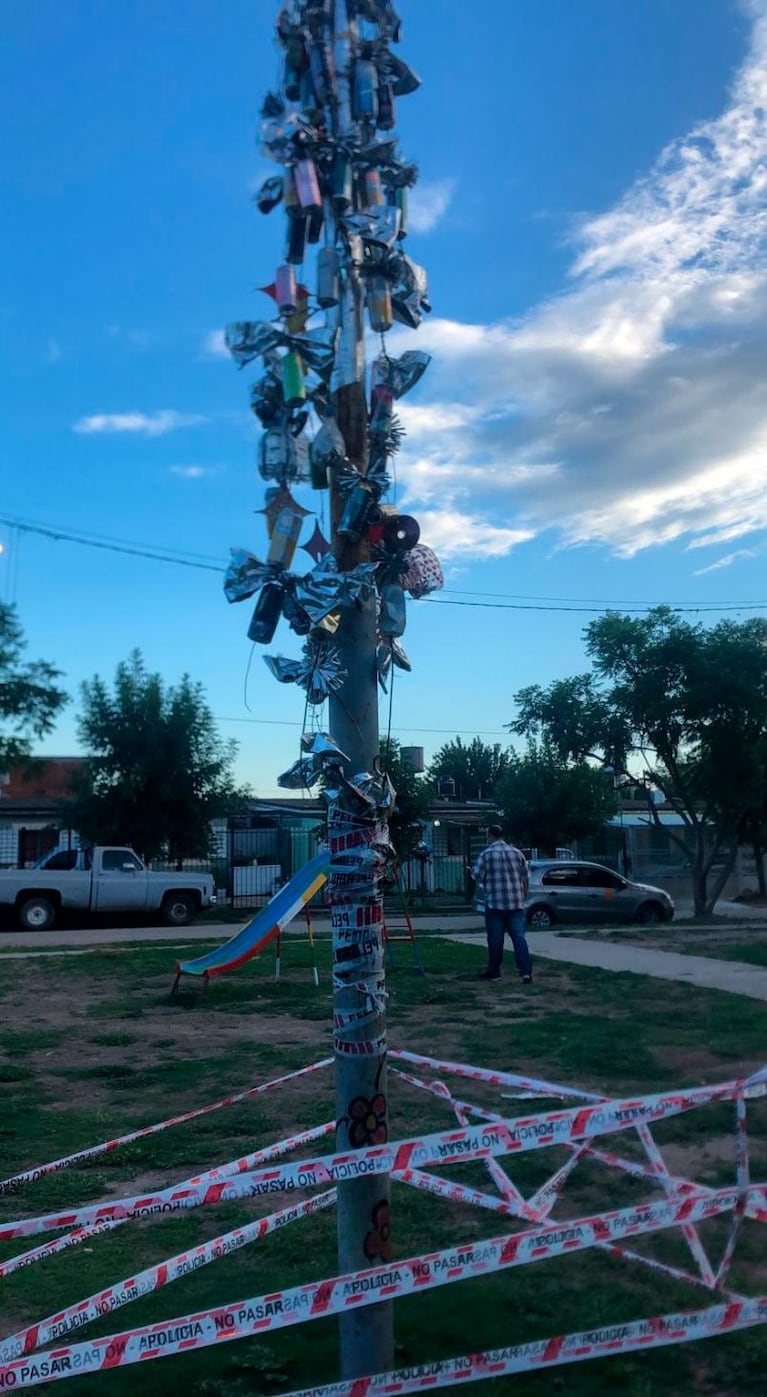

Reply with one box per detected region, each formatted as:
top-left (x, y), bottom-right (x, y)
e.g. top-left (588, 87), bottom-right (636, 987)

top-left (471, 825), bottom-right (533, 983)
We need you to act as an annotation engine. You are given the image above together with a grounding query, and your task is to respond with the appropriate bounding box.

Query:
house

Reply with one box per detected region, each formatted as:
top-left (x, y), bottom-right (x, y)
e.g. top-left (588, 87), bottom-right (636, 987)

top-left (0, 759), bottom-right (84, 868)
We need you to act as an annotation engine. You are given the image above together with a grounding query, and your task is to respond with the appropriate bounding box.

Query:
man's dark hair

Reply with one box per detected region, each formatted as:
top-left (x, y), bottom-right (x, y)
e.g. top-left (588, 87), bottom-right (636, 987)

top-left (488, 824), bottom-right (503, 839)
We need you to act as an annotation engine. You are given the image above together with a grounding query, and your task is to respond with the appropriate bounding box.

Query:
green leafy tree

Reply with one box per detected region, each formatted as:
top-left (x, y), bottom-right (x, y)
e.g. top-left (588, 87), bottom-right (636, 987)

top-left (380, 738), bottom-right (433, 857)
top-left (69, 650), bottom-right (243, 862)
top-left (0, 602), bottom-right (68, 769)
top-left (494, 741), bottom-right (618, 854)
top-left (427, 737), bottom-right (511, 801)
top-left (511, 608), bottom-right (767, 915)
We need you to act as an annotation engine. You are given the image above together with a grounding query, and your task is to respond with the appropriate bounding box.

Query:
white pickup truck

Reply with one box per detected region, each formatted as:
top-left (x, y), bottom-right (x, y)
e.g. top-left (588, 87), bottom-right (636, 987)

top-left (0, 846), bottom-right (216, 930)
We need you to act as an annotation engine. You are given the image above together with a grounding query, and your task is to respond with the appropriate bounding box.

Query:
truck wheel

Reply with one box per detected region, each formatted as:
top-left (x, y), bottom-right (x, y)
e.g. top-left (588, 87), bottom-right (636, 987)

top-left (18, 896), bottom-right (57, 931)
top-left (161, 893), bottom-right (196, 927)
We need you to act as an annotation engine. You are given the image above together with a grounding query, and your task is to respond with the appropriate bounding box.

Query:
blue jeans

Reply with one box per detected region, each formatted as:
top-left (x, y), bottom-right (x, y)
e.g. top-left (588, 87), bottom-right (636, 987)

top-left (485, 908), bottom-right (532, 978)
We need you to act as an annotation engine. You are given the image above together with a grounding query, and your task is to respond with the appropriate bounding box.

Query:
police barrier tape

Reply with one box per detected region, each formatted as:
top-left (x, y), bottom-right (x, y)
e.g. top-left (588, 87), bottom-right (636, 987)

top-left (0, 1191), bottom-right (337, 1364)
top-left (253, 1298), bottom-right (767, 1397)
top-left (0, 1222), bottom-right (125, 1283)
top-left (0, 1186), bottom-right (754, 1391)
top-left (389, 1049), bottom-right (604, 1103)
top-left (0, 1059), bottom-right (333, 1196)
top-left (0, 1123), bottom-right (335, 1282)
top-left (1, 1074), bottom-right (756, 1245)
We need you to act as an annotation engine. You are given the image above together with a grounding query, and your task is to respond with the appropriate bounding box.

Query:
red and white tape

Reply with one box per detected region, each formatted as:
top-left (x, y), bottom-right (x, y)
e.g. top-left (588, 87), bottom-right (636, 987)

top-left (0, 1186), bottom-right (749, 1391)
top-left (0, 1075), bottom-right (749, 1245)
top-left (0, 1122), bottom-right (334, 1280)
top-left (275, 1298), bottom-right (767, 1397)
top-left (389, 1049), bottom-right (604, 1103)
top-left (0, 1059), bottom-right (332, 1196)
top-left (0, 1191), bottom-right (336, 1364)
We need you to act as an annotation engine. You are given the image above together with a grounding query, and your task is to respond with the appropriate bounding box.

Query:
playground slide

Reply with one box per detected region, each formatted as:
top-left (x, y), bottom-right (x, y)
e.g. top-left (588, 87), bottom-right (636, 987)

top-left (176, 850), bottom-right (330, 980)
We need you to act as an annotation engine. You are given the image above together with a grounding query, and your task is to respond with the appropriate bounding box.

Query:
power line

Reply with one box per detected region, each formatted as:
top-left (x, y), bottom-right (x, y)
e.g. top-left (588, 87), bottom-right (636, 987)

top-left (422, 597), bottom-right (767, 616)
top-left (1, 512), bottom-right (764, 615)
top-left (0, 514), bottom-right (225, 574)
top-left (215, 715), bottom-right (510, 736)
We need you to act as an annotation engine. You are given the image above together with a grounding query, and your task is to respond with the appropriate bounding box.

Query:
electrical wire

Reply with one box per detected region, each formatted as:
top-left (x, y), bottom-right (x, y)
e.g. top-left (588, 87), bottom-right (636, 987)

top-left (1, 512), bottom-right (764, 615)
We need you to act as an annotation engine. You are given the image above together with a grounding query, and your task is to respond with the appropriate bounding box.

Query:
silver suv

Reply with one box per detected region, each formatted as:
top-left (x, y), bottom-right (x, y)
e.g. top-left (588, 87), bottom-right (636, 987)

top-left (526, 860), bottom-right (674, 929)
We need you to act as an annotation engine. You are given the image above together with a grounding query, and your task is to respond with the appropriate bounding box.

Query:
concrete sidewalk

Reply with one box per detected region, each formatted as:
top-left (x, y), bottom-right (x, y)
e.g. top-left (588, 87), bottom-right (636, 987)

top-left (448, 932), bottom-right (767, 1002)
top-left (0, 913), bottom-right (485, 952)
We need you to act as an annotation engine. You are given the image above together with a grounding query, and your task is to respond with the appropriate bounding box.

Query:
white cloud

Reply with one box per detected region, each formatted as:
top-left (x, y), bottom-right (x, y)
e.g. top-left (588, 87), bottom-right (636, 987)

top-left (169, 465), bottom-right (216, 479)
top-left (392, 4), bottom-right (767, 559)
top-left (203, 329), bottom-right (229, 358)
top-left (693, 548), bottom-right (758, 575)
top-left (415, 507), bottom-right (533, 560)
top-left (73, 411), bottom-right (206, 437)
top-left (408, 178), bottom-right (457, 234)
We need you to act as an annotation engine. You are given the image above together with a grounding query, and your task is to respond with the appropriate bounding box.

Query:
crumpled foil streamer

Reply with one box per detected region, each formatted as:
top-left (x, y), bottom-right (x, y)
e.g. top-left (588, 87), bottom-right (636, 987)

top-left (295, 555), bottom-right (378, 626)
top-left (376, 637), bottom-right (412, 690)
top-left (226, 323), bottom-right (337, 378)
top-left (277, 731), bottom-right (350, 790)
top-left (223, 549), bottom-right (274, 604)
top-left (264, 640), bottom-right (346, 705)
top-left (370, 348), bottom-right (431, 401)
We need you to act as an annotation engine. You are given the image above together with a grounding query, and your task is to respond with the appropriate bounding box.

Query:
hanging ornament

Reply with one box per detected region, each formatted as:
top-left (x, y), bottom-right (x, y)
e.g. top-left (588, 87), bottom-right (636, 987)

top-left (402, 543), bottom-right (444, 598)
top-left (257, 487), bottom-right (311, 539)
top-left (300, 522), bottom-right (332, 564)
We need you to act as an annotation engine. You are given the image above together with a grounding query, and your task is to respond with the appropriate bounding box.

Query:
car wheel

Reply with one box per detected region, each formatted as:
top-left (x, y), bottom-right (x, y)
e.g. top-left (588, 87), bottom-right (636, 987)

top-left (637, 901), bottom-right (664, 926)
top-left (161, 893), bottom-right (196, 927)
top-left (527, 905), bottom-right (555, 929)
top-left (18, 895), bottom-right (57, 931)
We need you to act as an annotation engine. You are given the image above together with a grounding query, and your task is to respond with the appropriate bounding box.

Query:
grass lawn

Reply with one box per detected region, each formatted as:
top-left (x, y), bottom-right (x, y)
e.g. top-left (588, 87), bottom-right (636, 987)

top-left (577, 923), bottom-right (767, 967)
top-left (0, 936), bottom-right (765, 1396)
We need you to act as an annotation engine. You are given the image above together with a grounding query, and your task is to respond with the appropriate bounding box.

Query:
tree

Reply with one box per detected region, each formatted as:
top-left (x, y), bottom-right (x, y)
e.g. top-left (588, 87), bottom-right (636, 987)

top-left (494, 741), bottom-right (618, 853)
top-left (0, 602), bottom-right (68, 770)
top-left (380, 738), bottom-right (434, 858)
top-left (511, 608), bottom-right (767, 915)
top-left (69, 650), bottom-right (242, 862)
top-left (427, 737), bottom-right (511, 801)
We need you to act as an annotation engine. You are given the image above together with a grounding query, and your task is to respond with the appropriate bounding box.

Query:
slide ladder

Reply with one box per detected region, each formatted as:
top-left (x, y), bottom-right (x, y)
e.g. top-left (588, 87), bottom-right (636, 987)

top-left (383, 861), bottom-right (424, 974)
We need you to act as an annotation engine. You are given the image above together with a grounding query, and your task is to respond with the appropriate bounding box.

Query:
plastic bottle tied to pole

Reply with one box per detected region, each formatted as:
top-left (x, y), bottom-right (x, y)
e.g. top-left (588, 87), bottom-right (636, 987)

top-left (284, 62), bottom-right (302, 102)
top-left (364, 170), bottom-right (385, 208)
top-left (394, 186), bottom-right (408, 240)
top-left (310, 449), bottom-right (329, 491)
top-left (248, 582), bottom-right (284, 644)
top-left (295, 158), bottom-right (322, 212)
top-left (338, 482), bottom-right (374, 540)
top-left (283, 169), bottom-right (300, 218)
top-left (379, 581), bottom-right (407, 637)
top-left (307, 206), bottom-right (325, 244)
top-left (267, 504), bottom-right (305, 569)
top-left (330, 152), bottom-right (353, 211)
top-left (367, 276), bottom-right (393, 333)
top-left (282, 351), bottom-right (306, 408)
top-left (275, 264), bottom-right (298, 315)
top-left (286, 214), bottom-right (310, 265)
top-left (259, 427), bottom-right (296, 482)
top-left (317, 246), bottom-right (341, 308)
top-left (377, 80), bottom-right (395, 130)
top-left (353, 57), bottom-right (379, 121)
top-left (309, 38), bottom-right (334, 106)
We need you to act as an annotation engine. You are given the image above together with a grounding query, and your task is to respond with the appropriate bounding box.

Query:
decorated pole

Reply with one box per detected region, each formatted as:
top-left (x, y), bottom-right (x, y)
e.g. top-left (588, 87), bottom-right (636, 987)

top-left (222, 0), bottom-right (443, 1378)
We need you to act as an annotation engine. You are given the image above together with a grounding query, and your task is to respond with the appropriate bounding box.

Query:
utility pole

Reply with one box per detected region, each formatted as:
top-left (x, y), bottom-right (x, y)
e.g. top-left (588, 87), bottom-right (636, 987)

top-left (223, 0), bottom-right (438, 1381)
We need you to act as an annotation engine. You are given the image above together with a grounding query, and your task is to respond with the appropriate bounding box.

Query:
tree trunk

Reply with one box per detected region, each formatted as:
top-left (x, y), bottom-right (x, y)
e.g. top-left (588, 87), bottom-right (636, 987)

top-left (755, 841), bottom-right (767, 898)
top-left (703, 843), bottom-right (739, 914)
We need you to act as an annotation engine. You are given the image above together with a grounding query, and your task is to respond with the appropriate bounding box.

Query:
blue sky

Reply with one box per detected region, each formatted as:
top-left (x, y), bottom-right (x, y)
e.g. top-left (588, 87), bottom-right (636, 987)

top-left (2, 0), bottom-right (766, 793)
